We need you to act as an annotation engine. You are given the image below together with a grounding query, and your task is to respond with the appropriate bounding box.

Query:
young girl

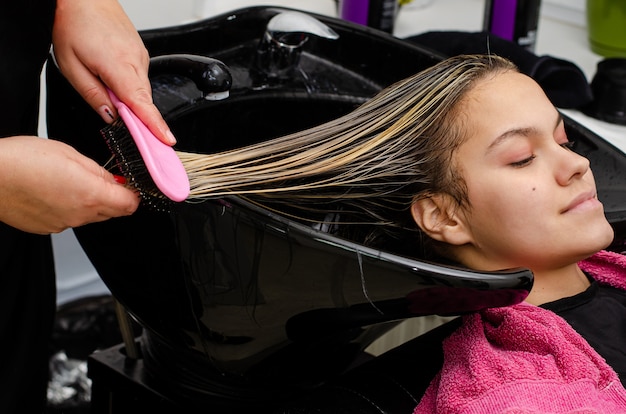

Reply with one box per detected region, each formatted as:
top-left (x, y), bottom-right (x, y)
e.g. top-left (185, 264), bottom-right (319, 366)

top-left (404, 55), bottom-right (626, 412)
top-left (179, 54), bottom-right (626, 410)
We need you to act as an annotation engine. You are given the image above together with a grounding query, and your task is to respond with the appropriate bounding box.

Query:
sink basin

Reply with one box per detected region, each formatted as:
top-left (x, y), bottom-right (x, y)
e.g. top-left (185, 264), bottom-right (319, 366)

top-left (45, 6), bottom-right (626, 411)
top-left (166, 94), bottom-right (364, 152)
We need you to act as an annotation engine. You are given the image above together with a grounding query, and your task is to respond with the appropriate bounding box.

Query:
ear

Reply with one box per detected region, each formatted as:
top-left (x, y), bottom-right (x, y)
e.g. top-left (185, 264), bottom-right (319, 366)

top-left (410, 195), bottom-right (473, 246)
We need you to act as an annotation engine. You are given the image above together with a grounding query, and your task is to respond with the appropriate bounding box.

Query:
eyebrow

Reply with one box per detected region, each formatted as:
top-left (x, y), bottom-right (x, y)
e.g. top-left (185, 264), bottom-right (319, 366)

top-left (486, 113), bottom-right (564, 154)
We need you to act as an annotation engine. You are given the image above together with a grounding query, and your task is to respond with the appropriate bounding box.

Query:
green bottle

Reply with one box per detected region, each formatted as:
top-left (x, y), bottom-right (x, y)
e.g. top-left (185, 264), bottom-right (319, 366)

top-left (587, 0), bottom-right (626, 57)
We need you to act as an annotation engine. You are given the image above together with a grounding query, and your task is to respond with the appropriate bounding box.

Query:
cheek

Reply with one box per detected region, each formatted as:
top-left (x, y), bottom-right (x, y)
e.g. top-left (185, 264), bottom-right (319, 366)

top-left (467, 181), bottom-right (542, 230)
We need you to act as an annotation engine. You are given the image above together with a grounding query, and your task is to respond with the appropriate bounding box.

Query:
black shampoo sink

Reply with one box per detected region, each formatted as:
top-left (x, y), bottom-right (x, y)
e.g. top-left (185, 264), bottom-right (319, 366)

top-left (45, 6), bottom-right (626, 411)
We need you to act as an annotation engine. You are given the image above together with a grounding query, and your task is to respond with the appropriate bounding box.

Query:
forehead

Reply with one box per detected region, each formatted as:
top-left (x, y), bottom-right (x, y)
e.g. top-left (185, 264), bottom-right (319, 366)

top-left (466, 70), bottom-right (545, 108)
top-left (460, 71), bottom-right (555, 142)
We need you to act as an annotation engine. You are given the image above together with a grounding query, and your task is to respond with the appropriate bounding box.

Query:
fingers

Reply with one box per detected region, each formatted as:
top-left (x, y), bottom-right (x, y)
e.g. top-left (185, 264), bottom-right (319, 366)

top-left (51, 0), bottom-right (176, 146)
top-left (71, 152), bottom-right (141, 220)
top-left (0, 136), bottom-right (141, 234)
top-left (105, 76), bottom-right (178, 146)
top-left (98, 169), bottom-right (141, 217)
top-left (51, 172), bottom-right (139, 232)
top-left (55, 54), bottom-right (117, 122)
top-left (58, 54), bottom-right (177, 147)
top-left (92, 185), bottom-right (140, 221)
top-left (79, 71), bottom-right (177, 146)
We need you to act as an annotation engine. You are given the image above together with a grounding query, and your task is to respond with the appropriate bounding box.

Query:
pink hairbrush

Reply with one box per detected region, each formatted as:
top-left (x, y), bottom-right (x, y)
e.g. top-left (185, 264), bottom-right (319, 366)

top-left (101, 89), bottom-right (190, 208)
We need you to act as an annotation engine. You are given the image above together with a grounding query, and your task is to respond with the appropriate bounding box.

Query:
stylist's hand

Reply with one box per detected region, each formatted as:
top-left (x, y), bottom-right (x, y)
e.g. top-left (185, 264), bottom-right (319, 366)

top-left (0, 137), bottom-right (140, 234)
top-left (51, 0), bottom-right (176, 145)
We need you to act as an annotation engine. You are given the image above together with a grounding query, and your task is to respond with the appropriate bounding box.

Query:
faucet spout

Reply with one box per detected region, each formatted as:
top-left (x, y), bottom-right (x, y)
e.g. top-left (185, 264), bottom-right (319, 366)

top-left (266, 11), bottom-right (339, 43)
top-left (256, 11), bottom-right (339, 79)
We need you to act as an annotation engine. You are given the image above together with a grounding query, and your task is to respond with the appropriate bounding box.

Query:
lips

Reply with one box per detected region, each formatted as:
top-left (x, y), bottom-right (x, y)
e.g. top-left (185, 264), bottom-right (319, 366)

top-left (561, 190), bottom-right (599, 214)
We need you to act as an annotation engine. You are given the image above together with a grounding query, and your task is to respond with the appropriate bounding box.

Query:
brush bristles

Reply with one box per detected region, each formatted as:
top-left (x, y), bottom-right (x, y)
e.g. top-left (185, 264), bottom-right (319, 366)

top-left (101, 118), bottom-right (173, 211)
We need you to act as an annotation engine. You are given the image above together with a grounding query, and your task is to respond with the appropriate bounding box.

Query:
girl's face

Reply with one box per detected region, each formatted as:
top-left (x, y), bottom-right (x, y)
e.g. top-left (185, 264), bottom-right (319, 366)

top-left (451, 70), bottom-right (614, 272)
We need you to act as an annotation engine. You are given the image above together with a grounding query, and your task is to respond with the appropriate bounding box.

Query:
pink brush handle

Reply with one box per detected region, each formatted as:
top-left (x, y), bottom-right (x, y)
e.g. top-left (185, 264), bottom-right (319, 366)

top-left (108, 90), bottom-right (190, 202)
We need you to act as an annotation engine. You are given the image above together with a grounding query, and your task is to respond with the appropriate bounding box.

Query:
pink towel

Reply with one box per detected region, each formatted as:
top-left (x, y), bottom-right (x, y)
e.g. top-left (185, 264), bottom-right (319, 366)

top-left (579, 249), bottom-right (626, 290)
top-left (414, 251), bottom-right (626, 413)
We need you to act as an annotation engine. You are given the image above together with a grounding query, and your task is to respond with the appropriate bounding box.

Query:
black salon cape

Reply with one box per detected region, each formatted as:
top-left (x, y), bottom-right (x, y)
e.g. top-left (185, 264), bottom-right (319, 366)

top-left (0, 1), bottom-right (57, 412)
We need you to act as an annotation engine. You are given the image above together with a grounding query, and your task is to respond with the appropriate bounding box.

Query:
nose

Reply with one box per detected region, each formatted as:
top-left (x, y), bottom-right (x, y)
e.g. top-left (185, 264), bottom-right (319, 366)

top-left (555, 143), bottom-right (591, 186)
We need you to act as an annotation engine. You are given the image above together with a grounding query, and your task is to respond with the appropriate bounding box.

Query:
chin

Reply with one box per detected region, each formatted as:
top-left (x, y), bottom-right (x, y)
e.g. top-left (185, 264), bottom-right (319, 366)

top-left (583, 222), bottom-right (615, 256)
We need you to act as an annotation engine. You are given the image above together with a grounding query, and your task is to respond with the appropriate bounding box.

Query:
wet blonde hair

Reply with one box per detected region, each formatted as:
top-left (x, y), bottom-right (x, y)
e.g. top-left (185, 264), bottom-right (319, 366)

top-left (177, 54), bottom-right (518, 255)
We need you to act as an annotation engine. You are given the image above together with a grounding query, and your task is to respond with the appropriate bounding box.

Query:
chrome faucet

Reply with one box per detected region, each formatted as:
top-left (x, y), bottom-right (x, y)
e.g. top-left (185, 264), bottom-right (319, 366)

top-left (256, 11), bottom-right (339, 79)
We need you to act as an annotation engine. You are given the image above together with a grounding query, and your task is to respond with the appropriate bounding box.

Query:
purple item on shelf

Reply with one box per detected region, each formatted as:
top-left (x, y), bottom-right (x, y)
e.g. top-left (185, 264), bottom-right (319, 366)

top-left (339, 0), bottom-right (370, 26)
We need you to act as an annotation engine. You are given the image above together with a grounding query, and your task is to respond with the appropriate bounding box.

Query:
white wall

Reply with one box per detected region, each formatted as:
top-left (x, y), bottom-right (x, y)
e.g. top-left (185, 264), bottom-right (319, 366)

top-left (118, 0), bottom-right (197, 29)
top-left (120, 0), bottom-right (337, 29)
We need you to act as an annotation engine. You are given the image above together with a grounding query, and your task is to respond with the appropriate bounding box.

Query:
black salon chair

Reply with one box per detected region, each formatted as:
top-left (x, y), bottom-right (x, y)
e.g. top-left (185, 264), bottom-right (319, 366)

top-left (273, 318), bottom-right (461, 414)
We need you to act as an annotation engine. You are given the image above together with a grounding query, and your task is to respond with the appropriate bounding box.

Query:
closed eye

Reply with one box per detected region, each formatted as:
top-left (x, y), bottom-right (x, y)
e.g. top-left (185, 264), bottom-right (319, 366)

top-left (560, 140), bottom-right (576, 150)
top-left (510, 154), bottom-right (536, 167)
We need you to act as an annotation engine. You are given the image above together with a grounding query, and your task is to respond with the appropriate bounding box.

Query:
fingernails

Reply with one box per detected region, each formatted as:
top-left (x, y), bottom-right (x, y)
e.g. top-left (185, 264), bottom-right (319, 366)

top-left (165, 129), bottom-right (177, 145)
top-left (99, 105), bottom-right (115, 122)
top-left (113, 174), bottom-right (127, 184)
